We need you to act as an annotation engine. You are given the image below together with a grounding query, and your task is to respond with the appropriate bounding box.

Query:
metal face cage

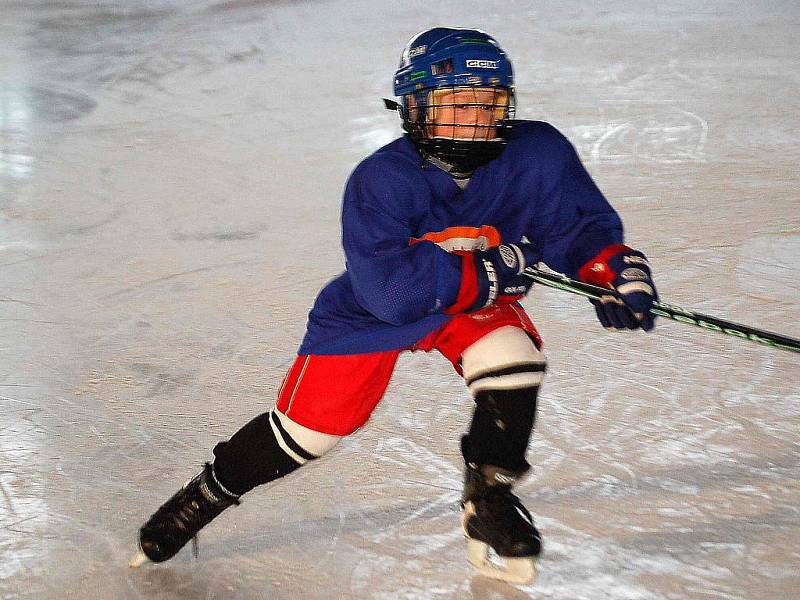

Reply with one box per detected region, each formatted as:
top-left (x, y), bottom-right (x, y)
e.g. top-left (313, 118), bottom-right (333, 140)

top-left (400, 85), bottom-right (516, 175)
top-left (404, 86), bottom-right (514, 141)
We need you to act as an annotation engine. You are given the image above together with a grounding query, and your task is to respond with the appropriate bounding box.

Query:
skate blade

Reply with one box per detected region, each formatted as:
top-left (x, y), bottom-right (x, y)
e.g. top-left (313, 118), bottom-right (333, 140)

top-left (466, 538), bottom-right (536, 585)
top-left (129, 549), bottom-right (151, 568)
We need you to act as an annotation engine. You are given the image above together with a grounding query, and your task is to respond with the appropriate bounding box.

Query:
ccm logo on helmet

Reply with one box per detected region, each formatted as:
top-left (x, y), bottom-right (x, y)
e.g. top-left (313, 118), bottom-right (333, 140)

top-left (465, 59), bottom-right (499, 69)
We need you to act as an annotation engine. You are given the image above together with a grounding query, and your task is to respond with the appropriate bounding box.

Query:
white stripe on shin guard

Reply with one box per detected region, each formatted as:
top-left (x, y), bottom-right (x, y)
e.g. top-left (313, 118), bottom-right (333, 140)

top-left (268, 414), bottom-right (308, 465)
top-left (271, 409), bottom-right (342, 460)
top-left (468, 370), bottom-right (544, 395)
top-left (462, 326), bottom-right (546, 396)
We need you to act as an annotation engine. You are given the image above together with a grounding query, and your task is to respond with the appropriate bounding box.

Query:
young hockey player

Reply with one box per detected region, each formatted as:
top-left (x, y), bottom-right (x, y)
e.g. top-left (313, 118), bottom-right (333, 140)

top-left (131, 27), bottom-right (657, 584)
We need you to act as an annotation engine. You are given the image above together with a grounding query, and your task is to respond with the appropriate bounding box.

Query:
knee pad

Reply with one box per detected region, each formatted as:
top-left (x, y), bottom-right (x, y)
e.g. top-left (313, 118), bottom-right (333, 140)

top-left (270, 409), bottom-right (342, 463)
top-left (461, 326), bottom-right (546, 396)
top-left (212, 409), bottom-right (342, 496)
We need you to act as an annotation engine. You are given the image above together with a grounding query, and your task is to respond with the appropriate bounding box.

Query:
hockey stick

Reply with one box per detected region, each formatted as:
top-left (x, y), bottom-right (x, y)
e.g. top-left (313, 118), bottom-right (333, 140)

top-left (522, 265), bottom-right (800, 354)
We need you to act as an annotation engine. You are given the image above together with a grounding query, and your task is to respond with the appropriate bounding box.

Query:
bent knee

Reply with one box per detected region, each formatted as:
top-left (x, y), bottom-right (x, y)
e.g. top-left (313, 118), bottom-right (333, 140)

top-left (271, 409), bottom-right (342, 463)
top-left (461, 326), bottom-right (547, 396)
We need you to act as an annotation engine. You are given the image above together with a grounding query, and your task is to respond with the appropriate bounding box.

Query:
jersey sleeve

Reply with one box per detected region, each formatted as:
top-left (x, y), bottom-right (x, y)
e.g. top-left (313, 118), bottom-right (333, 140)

top-left (341, 157), bottom-right (464, 326)
top-left (527, 126), bottom-right (624, 278)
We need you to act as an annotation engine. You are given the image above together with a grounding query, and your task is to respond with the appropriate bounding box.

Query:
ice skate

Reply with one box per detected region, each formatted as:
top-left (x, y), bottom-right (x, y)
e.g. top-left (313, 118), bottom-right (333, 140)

top-left (130, 463), bottom-right (239, 567)
top-left (461, 464), bottom-right (541, 585)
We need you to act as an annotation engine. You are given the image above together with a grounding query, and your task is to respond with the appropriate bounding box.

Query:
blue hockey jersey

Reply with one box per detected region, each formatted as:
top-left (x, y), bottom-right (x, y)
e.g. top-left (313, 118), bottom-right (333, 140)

top-left (298, 120), bottom-right (624, 355)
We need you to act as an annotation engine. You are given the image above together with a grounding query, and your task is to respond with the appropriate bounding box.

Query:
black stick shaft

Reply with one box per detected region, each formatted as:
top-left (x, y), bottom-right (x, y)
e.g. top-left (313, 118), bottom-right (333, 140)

top-left (523, 267), bottom-right (800, 354)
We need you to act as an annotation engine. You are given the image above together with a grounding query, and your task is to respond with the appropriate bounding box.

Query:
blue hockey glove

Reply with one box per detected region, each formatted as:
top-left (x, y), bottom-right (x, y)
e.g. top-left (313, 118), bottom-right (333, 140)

top-left (471, 243), bottom-right (540, 309)
top-left (578, 244), bottom-right (658, 331)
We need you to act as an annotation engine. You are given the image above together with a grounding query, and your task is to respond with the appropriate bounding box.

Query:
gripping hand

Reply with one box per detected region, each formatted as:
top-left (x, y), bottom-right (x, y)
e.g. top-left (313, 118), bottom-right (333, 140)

top-left (578, 244), bottom-right (657, 331)
top-left (472, 243), bottom-right (540, 309)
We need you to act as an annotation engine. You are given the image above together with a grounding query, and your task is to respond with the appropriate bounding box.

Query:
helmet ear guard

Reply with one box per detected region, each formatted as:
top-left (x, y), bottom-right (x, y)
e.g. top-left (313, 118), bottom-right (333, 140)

top-left (383, 98), bottom-right (401, 111)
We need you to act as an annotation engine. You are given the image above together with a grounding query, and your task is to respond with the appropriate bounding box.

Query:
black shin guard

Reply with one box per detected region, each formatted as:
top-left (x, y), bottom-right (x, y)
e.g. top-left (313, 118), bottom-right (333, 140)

top-left (461, 386), bottom-right (539, 474)
top-left (211, 412), bottom-right (304, 496)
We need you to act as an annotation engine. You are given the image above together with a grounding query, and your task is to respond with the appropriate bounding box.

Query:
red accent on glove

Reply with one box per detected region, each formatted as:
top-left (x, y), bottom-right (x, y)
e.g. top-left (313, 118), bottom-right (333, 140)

top-left (444, 252), bottom-right (480, 315)
top-left (578, 243), bottom-right (632, 288)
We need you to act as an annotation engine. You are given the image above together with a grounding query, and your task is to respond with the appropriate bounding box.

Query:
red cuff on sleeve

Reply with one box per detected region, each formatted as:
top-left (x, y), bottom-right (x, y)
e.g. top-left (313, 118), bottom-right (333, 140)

top-left (444, 253), bottom-right (480, 315)
top-left (578, 243), bottom-right (632, 287)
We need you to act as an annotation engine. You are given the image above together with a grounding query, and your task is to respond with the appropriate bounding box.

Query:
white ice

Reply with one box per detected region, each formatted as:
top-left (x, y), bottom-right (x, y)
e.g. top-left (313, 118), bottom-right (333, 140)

top-left (1, 1), bottom-right (799, 599)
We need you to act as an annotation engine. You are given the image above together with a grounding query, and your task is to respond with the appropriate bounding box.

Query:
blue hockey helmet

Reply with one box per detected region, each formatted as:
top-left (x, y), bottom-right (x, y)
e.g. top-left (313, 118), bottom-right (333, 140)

top-left (389, 28), bottom-right (515, 175)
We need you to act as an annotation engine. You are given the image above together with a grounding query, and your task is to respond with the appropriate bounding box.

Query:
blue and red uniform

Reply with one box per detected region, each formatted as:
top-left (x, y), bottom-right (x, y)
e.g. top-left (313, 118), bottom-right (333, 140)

top-left (278, 120), bottom-right (624, 435)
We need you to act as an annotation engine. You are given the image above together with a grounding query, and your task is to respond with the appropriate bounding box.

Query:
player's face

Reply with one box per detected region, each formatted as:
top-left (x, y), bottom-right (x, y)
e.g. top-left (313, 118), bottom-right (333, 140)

top-left (428, 87), bottom-right (509, 141)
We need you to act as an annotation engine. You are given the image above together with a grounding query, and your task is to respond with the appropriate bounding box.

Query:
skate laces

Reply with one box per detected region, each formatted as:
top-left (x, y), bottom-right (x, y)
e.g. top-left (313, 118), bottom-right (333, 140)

top-left (174, 491), bottom-right (208, 531)
top-left (154, 466), bottom-right (238, 533)
top-left (478, 485), bottom-right (535, 529)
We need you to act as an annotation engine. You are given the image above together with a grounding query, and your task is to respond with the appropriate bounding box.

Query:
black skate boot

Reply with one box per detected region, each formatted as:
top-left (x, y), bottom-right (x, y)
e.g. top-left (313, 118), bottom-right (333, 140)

top-left (130, 463), bottom-right (240, 567)
top-left (461, 463), bottom-right (541, 584)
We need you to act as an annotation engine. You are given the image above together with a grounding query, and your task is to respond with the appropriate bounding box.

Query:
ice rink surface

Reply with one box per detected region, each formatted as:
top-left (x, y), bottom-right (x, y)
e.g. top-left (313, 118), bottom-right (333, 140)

top-left (1, 1), bottom-right (799, 598)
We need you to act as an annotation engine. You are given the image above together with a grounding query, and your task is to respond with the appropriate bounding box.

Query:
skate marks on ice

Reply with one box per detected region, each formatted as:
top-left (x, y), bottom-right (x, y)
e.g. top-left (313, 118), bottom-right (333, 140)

top-left (295, 345), bottom-right (797, 598)
top-left (735, 234), bottom-right (800, 305)
top-left (123, 454), bottom-right (799, 599)
top-left (487, 445), bottom-right (800, 599)
top-left (518, 326), bottom-right (800, 597)
top-left (143, 431), bottom-right (534, 598)
top-left (0, 395), bottom-right (52, 584)
top-left (590, 59), bottom-right (720, 95)
top-left (0, 395), bottom-right (155, 600)
top-left (567, 108), bottom-right (708, 165)
top-left (3, 1), bottom-right (799, 599)
top-left (337, 436), bottom-right (475, 597)
top-left (521, 60), bottom-right (713, 165)
top-left (125, 437), bottom-right (799, 599)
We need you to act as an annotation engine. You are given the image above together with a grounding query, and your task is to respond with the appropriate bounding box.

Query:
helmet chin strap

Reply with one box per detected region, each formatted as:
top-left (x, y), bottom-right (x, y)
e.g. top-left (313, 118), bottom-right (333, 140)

top-left (424, 153), bottom-right (473, 180)
top-left (415, 137), bottom-right (508, 177)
